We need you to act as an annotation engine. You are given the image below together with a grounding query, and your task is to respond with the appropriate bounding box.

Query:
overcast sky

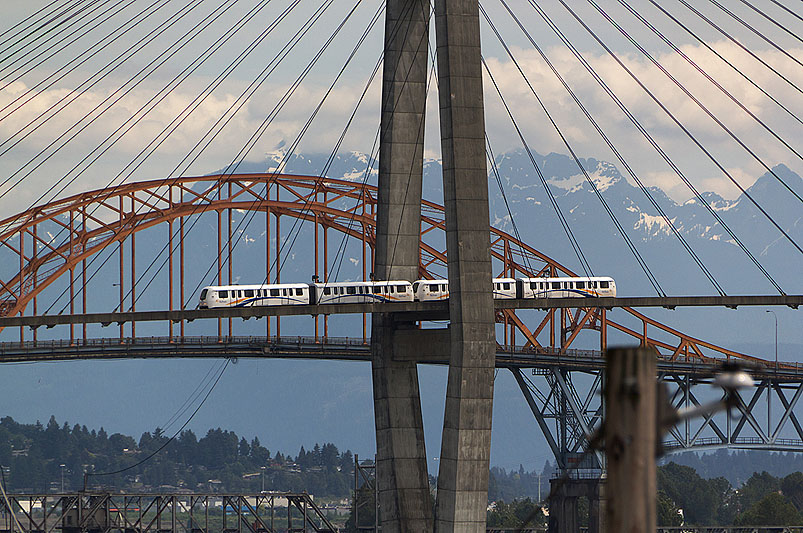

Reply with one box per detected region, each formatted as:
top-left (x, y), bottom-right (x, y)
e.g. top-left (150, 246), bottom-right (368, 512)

top-left (1, 0), bottom-right (802, 216)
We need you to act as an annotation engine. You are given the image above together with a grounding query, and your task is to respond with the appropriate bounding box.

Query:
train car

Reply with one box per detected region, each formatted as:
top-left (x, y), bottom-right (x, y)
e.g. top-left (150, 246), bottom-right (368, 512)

top-left (493, 278), bottom-right (517, 299)
top-left (311, 280), bottom-right (414, 304)
top-left (516, 276), bottom-right (616, 299)
top-left (413, 279), bottom-right (449, 301)
top-left (198, 283), bottom-right (311, 308)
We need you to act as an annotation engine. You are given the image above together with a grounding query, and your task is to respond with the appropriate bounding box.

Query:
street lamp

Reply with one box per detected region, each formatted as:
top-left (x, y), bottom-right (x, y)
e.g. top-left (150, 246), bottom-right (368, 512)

top-left (260, 466), bottom-right (266, 492)
top-left (766, 310), bottom-right (778, 370)
top-left (59, 464), bottom-right (66, 492)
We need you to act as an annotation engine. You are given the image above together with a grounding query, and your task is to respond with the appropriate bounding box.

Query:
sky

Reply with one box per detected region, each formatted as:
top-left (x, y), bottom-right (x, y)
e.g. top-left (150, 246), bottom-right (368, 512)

top-left (1, 0), bottom-right (802, 218)
top-left (1, 0), bottom-right (803, 473)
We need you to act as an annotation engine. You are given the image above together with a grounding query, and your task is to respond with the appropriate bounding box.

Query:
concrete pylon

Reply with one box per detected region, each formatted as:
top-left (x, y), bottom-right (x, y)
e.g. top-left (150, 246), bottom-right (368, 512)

top-left (433, 0), bottom-right (496, 530)
top-left (370, 0), bottom-right (434, 530)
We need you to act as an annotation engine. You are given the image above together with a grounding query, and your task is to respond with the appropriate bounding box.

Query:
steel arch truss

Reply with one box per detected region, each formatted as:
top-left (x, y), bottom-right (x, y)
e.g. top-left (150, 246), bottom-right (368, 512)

top-left (0, 173), bottom-right (798, 460)
top-left (662, 372), bottom-right (803, 452)
top-left (0, 174), bottom-right (772, 367)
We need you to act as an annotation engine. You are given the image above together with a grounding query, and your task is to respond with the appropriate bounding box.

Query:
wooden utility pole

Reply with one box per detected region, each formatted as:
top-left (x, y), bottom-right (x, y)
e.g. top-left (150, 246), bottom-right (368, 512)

top-left (604, 347), bottom-right (657, 532)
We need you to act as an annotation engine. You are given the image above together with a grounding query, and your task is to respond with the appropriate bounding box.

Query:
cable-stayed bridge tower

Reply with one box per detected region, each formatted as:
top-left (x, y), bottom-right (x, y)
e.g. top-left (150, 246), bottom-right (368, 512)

top-left (374, 0), bottom-right (495, 530)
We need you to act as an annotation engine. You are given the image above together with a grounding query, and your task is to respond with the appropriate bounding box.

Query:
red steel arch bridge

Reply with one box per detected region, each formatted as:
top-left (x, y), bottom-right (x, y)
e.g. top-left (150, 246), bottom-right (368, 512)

top-left (0, 172), bottom-right (802, 470)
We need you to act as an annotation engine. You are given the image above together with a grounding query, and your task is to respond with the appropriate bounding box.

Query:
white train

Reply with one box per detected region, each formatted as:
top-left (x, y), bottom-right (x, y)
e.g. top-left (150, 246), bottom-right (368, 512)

top-left (198, 276), bottom-right (615, 309)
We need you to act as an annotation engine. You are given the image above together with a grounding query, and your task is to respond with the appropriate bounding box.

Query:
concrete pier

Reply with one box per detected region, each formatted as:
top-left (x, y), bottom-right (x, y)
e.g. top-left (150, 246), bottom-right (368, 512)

top-left (371, 0), bottom-right (434, 530)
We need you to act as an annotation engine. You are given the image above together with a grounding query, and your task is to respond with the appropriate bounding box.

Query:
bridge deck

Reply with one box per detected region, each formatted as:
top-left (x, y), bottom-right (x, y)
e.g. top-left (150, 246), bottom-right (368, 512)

top-left (1, 335), bottom-right (800, 380)
top-left (0, 295), bottom-right (800, 329)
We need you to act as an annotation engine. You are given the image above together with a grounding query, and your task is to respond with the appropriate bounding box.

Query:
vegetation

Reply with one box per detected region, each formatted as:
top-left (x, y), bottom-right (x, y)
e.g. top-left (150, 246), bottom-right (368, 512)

top-left (658, 462), bottom-right (803, 527)
top-left (5, 414), bottom-right (803, 528)
top-left (0, 415), bottom-right (354, 495)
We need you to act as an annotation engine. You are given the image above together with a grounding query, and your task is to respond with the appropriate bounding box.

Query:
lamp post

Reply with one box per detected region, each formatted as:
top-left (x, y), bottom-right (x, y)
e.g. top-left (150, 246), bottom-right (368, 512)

top-left (60, 464), bottom-right (66, 492)
top-left (260, 466), bottom-right (266, 492)
top-left (766, 310), bottom-right (778, 370)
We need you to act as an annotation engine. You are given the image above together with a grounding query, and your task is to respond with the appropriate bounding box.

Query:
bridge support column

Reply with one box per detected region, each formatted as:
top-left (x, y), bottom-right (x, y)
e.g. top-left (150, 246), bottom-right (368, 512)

top-left (371, 0), bottom-right (433, 530)
top-left (433, 0), bottom-right (496, 530)
top-left (548, 478), bottom-right (604, 533)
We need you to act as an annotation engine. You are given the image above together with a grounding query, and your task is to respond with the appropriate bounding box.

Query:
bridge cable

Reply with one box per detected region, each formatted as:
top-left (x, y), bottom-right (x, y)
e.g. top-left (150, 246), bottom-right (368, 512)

top-left (44, 0), bottom-right (314, 316)
top-left (86, 359), bottom-right (230, 481)
top-left (181, 0), bottom-right (378, 304)
top-left (46, 0), bottom-right (336, 315)
top-left (234, 2), bottom-right (387, 287)
top-left (0, 0), bottom-right (124, 83)
top-left (0, 0), bottom-right (78, 51)
top-left (617, 0), bottom-right (803, 192)
top-left (706, 0), bottom-right (803, 70)
top-left (736, 0), bottom-right (803, 47)
top-left (0, 0), bottom-right (96, 70)
top-left (123, 0), bottom-right (376, 311)
top-left (589, 0), bottom-right (803, 208)
top-left (326, 10), bottom-right (439, 288)
top-left (0, 0), bottom-right (211, 202)
top-left (528, 0), bottom-right (785, 293)
top-left (24, 0), bottom-right (273, 231)
top-left (486, 135), bottom-right (537, 279)
top-left (646, 0), bottom-right (803, 129)
top-left (0, 0), bottom-right (169, 125)
top-left (481, 3), bottom-right (665, 296)
top-left (674, 0), bottom-right (803, 103)
top-left (482, 56), bottom-right (593, 279)
top-left (568, 0), bottom-right (803, 260)
top-left (7, 0), bottom-right (242, 231)
top-left (495, 0), bottom-right (725, 295)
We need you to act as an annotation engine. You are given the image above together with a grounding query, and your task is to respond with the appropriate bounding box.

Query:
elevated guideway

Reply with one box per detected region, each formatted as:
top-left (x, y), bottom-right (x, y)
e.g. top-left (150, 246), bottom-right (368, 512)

top-left (1, 294), bottom-right (800, 330)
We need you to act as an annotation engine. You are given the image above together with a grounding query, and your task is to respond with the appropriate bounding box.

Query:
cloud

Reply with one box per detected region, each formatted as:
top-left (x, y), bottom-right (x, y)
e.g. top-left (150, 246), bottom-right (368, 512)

top-left (2, 0), bottom-right (803, 217)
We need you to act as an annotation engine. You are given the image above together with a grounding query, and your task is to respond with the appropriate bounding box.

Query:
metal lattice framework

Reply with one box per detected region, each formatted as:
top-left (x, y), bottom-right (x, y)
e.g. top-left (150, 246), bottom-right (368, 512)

top-left (0, 173), bottom-right (798, 461)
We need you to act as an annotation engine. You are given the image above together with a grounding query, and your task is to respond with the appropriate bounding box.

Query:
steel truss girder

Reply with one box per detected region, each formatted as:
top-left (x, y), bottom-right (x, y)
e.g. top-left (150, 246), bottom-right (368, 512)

top-left (660, 372), bottom-right (803, 452)
top-left (514, 368), bottom-right (803, 472)
top-left (513, 367), bottom-right (604, 470)
top-left (0, 493), bottom-right (337, 533)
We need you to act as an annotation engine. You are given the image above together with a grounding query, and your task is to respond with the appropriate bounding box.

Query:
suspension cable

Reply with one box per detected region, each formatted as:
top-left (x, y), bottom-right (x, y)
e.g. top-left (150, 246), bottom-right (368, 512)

top-left (496, 0), bottom-right (724, 295)
top-left (521, 0), bottom-right (784, 294)
top-left (482, 56), bottom-right (593, 278)
top-left (46, 0), bottom-right (319, 315)
top-left (591, 0), bottom-right (803, 207)
top-left (481, 4), bottom-right (663, 295)
top-left (675, 0), bottom-right (803, 100)
top-left (646, 0), bottom-right (803, 129)
top-left (1, 0), bottom-right (124, 83)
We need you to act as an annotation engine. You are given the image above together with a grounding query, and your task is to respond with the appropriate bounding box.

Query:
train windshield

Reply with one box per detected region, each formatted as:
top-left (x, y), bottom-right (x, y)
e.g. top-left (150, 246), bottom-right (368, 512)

top-left (200, 289), bottom-right (207, 300)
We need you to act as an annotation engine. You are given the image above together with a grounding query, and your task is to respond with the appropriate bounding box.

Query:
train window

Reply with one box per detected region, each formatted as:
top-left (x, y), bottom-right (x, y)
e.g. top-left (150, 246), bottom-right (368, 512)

top-left (347, 286), bottom-right (356, 295)
top-left (600, 281), bottom-right (609, 288)
top-left (244, 289), bottom-right (254, 297)
top-left (530, 282), bottom-right (536, 290)
top-left (323, 287), bottom-right (331, 295)
top-left (296, 288), bottom-right (302, 295)
top-left (552, 282), bottom-right (561, 289)
top-left (270, 289), bottom-right (280, 296)
top-left (200, 289), bottom-right (208, 300)
top-left (218, 290), bottom-right (228, 298)
top-left (441, 284), bottom-right (447, 292)
top-left (576, 281), bottom-right (585, 289)
top-left (503, 282), bottom-right (510, 290)
top-left (398, 285), bottom-right (406, 293)
top-left (390, 285), bottom-right (395, 293)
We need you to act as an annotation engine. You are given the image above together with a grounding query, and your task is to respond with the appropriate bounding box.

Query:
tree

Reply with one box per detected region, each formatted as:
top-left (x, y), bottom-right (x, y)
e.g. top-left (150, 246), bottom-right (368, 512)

top-left (735, 492), bottom-right (801, 526)
top-left (657, 491), bottom-right (682, 526)
top-left (782, 472), bottom-right (803, 512)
